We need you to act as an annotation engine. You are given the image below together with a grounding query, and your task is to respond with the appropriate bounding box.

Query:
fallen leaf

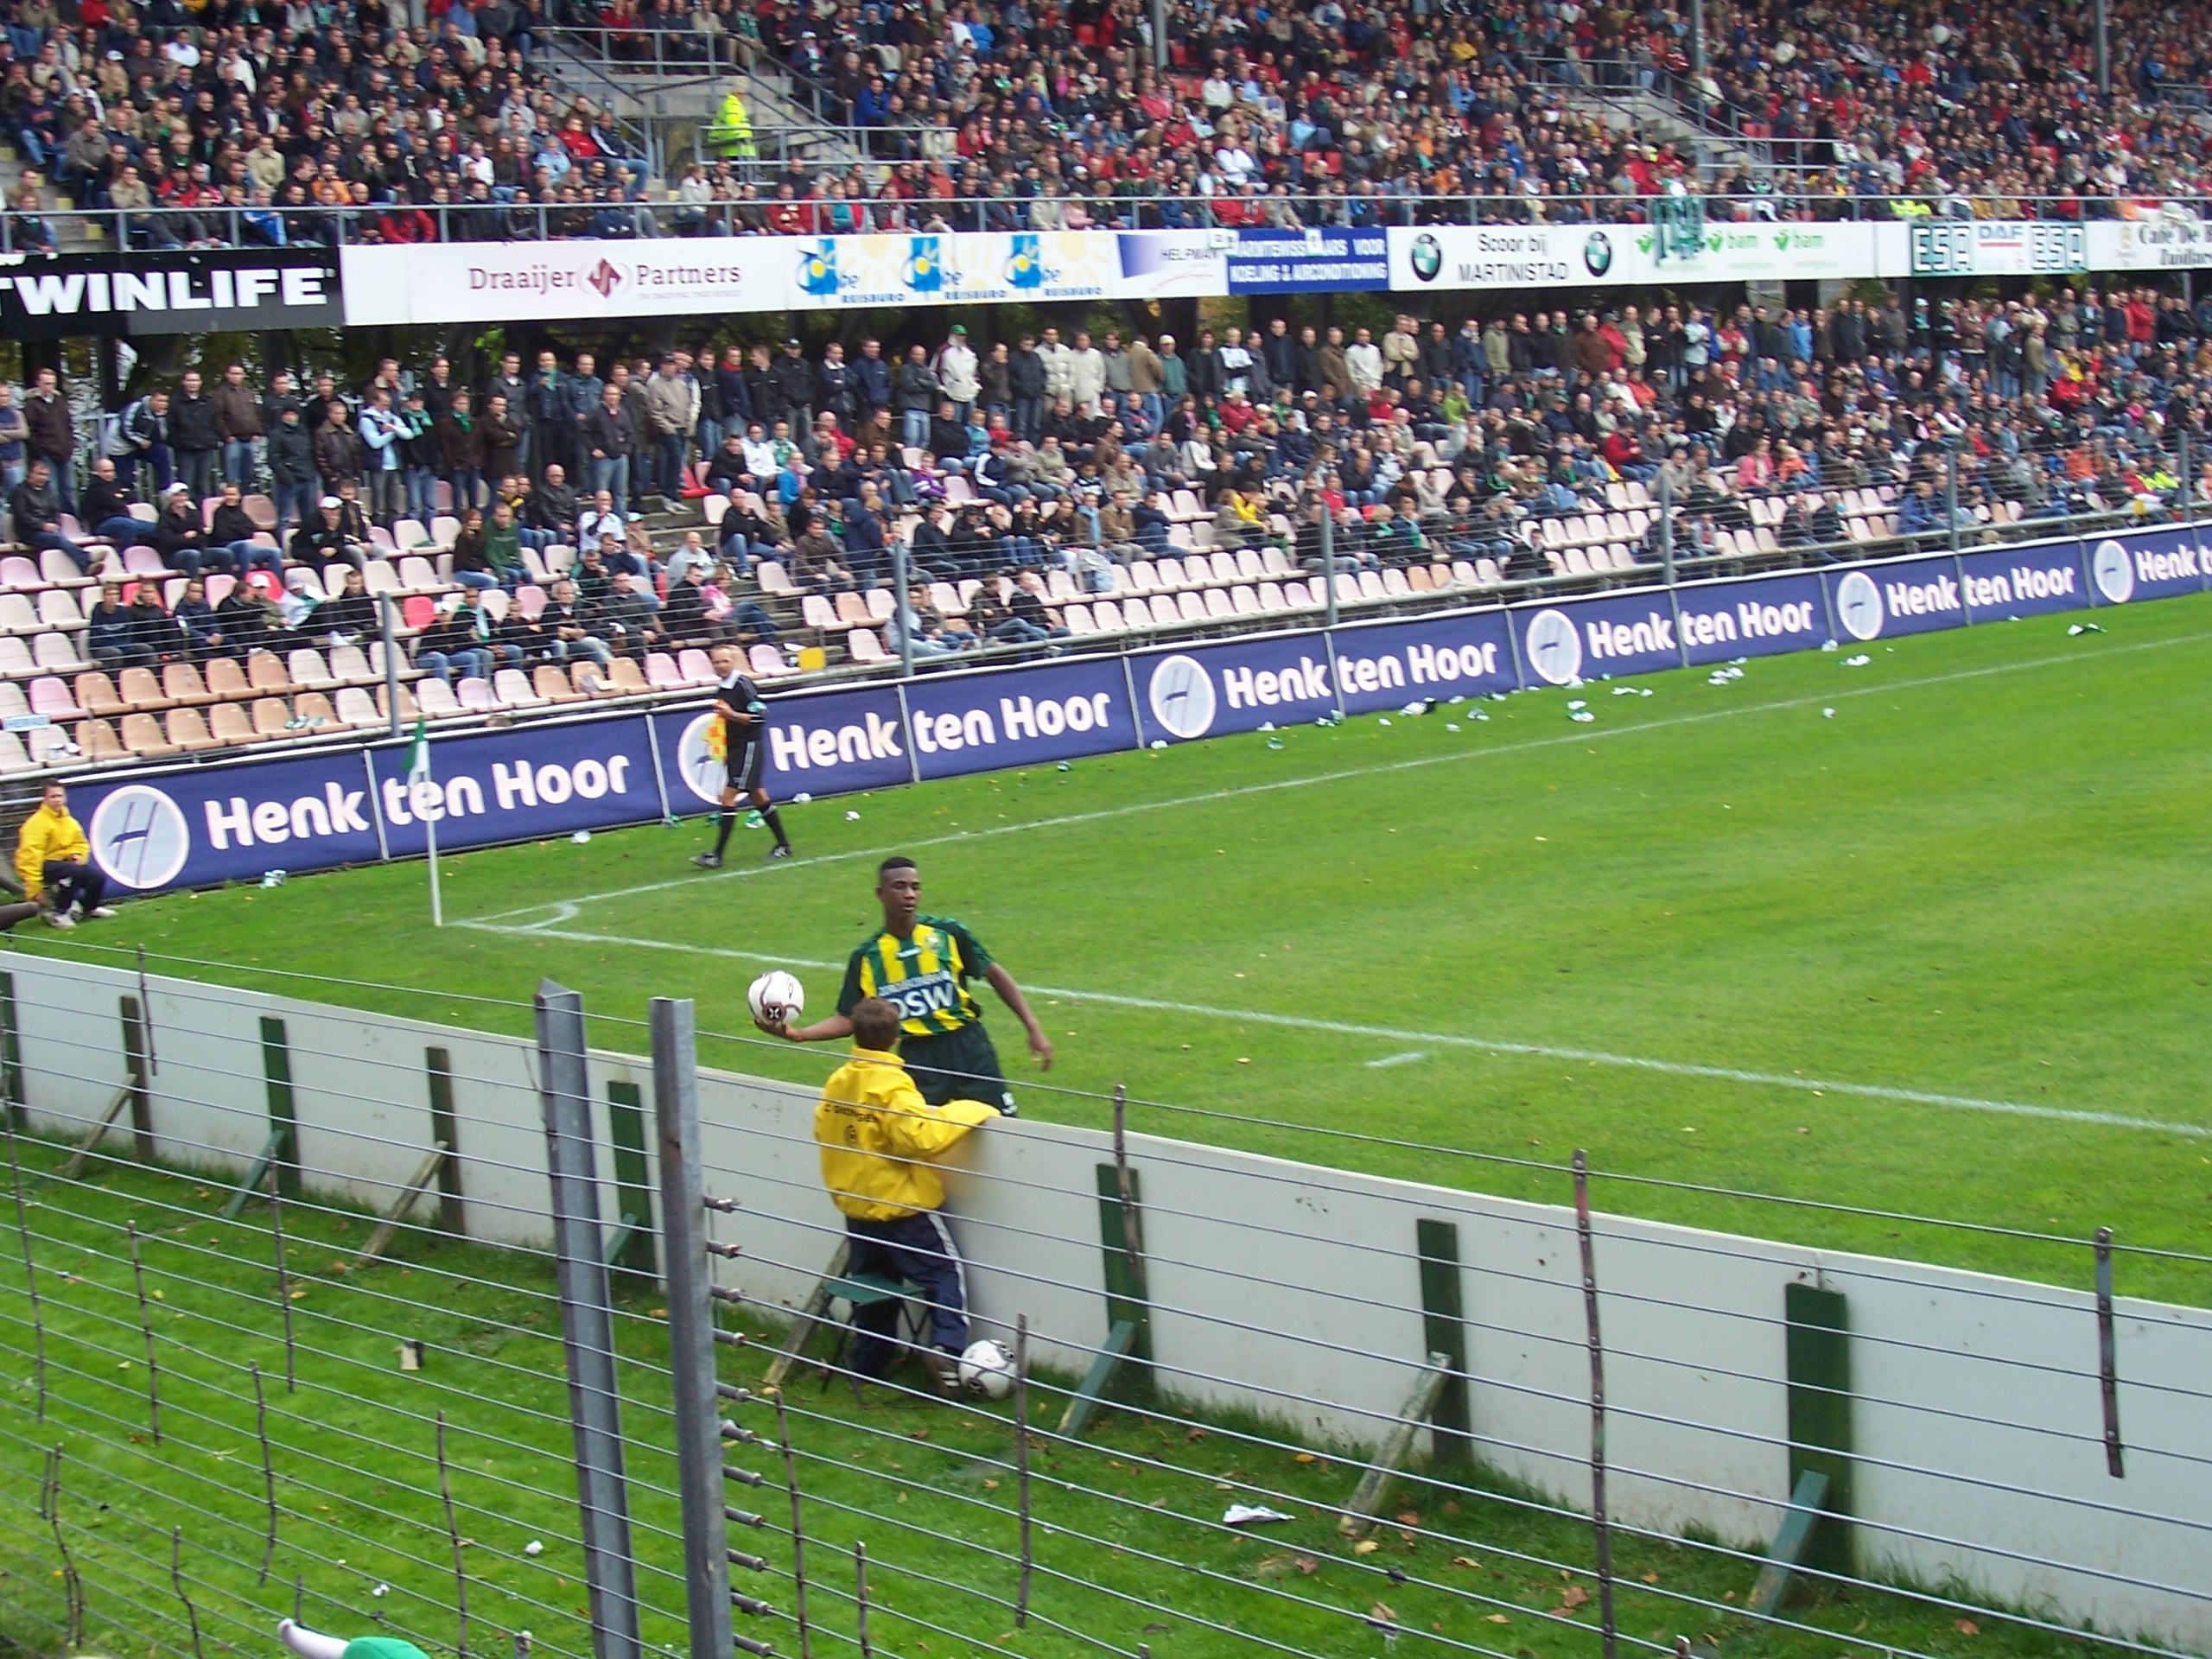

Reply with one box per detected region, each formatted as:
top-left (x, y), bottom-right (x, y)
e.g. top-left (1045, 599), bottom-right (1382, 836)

top-left (1560, 1586), bottom-right (1590, 1611)
top-left (1294, 1556), bottom-right (1318, 1576)
top-left (1370, 1603), bottom-right (1397, 1624)
top-left (1452, 1557), bottom-right (1482, 1571)
top-left (1352, 1540), bottom-right (1381, 1555)
top-left (982, 1479), bottom-right (999, 1491)
top-left (1185, 1427), bottom-right (1207, 1441)
top-left (1254, 1554), bottom-right (1296, 1580)
top-left (1294, 1452), bottom-right (1316, 1465)
top-left (1141, 1624), bottom-right (1171, 1636)
top-left (1957, 1622), bottom-right (1980, 1637)
top-left (1641, 1570), bottom-right (1660, 1585)
top-left (1487, 1613), bottom-right (1512, 1624)
top-left (1396, 1510), bottom-right (1421, 1527)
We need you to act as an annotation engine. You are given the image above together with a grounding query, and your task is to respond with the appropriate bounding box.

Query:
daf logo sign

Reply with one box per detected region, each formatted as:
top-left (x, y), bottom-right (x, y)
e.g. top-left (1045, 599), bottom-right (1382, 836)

top-left (90, 784), bottom-right (192, 890)
top-left (1147, 654), bottom-right (1217, 740)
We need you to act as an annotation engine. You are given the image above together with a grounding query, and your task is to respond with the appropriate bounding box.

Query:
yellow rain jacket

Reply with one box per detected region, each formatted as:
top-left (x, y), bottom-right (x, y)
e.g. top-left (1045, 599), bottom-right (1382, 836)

top-left (814, 1046), bottom-right (997, 1221)
top-left (16, 799), bottom-right (88, 902)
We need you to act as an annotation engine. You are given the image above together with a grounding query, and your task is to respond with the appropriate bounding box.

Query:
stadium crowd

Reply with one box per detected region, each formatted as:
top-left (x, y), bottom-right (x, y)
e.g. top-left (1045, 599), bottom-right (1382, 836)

top-left (7, 275), bottom-right (2209, 698)
top-left (7, 0), bottom-right (2212, 252)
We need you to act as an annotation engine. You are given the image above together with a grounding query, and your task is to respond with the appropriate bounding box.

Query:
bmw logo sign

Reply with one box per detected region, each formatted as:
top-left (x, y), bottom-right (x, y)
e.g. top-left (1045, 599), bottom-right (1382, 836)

top-left (1147, 654), bottom-right (1217, 741)
top-left (1408, 233), bottom-right (1442, 283)
top-left (1582, 232), bottom-right (1614, 278)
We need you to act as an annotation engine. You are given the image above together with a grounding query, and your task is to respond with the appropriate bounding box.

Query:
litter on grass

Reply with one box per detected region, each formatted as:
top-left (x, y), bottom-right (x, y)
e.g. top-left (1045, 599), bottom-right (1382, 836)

top-left (845, 810), bottom-right (861, 821)
top-left (2069, 622), bottom-right (2106, 635)
top-left (1445, 723), bottom-right (1461, 733)
top-left (1567, 699), bottom-right (1587, 710)
top-left (1823, 708), bottom-right (1837, 718)
top-left (1570, 710), bottom-right (1596, 723)
top-left (1224, 1505), bottom-right (1298, 1527)
top-left (1841, 654), bottom-right (1872, 667)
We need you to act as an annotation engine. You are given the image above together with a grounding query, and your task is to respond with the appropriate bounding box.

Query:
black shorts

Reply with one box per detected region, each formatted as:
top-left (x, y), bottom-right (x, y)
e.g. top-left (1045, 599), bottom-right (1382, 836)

top-left (724, 734), bottom-right (765, 794)
top-left (901, 1021), bottom-right (1014, 1112)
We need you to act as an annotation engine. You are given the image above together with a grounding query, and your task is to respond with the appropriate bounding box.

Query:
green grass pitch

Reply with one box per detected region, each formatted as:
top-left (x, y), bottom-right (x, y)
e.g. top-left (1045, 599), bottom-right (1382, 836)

top-left (33, 593), bottom-right (2212, 1301)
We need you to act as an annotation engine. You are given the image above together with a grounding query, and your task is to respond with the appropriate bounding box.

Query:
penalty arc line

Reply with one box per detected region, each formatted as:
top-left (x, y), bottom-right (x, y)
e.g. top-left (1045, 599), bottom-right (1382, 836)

top-left (467, 622), bottom-right (2212, 925)
top-left (454, 918), bottom-right (2212, 1141)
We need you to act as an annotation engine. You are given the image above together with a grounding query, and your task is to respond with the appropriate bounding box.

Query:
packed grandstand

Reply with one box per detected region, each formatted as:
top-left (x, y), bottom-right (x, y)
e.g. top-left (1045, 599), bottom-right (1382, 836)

top-left (2, 0), bottom-right (2211, 773)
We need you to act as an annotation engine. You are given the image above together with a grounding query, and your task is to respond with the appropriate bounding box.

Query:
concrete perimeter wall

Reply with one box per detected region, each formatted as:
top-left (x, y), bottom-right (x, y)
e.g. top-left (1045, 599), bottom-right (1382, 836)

top-left (9, 952), bottom-right (2206, 1651)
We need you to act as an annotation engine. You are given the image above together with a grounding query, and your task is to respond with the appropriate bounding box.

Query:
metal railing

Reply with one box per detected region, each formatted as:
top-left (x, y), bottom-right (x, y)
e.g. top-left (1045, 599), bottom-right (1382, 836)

top-left (3, 190), bottom-right (2205, 256)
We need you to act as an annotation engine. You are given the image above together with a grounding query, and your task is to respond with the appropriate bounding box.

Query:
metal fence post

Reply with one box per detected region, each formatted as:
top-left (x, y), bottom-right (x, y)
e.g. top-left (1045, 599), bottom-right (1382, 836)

top-left (1945, 443), bottom-right (1961, 556)
top-left (651, 997), bottom-right (734, 1659)
top-left (1658, 467), bottom-right (1677, 588)
top-left (892, 538), bottom-right (914, 679)
top-left (537, 980), bottom-right (642, 1659)
top-left (1573, 1150), bottom-right (1618, 1659)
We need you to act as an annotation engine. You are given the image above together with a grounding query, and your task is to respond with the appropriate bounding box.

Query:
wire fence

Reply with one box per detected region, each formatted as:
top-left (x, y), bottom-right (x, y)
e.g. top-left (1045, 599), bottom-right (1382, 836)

top-left (1, 951), bottom-right (2207, 1659)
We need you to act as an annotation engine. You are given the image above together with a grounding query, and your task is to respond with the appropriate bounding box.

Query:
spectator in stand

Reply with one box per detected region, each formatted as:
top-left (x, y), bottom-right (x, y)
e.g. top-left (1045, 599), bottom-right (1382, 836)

top-left (313, 397), bottom-right (364, 503)
top-left (85, 582), bottom-right (146, 671)
top-left (434, 388), bottom-right (486, 518)
top-left (359, 386), bottom-right (408, 529)
top-left (584, 382), bottom-right (637, 512)
top-left (213, 363), bottom-right (264, 490)
top-left (414, 590), bottom-right (505, 688)
top-left (0, 385), bottom-right (25, 496)
top-left (10, 458), bottom-right (90, 574)
top-left (22, 368), bottom-right (74, 517)
top-left (81, 459), bottom-right (147, 550)
top-left (541, 579), bottom-right (615, 671)
top-left (267, 401), bottom-right (320, 543)
top-left (168, 371), bottom-right (222, 506)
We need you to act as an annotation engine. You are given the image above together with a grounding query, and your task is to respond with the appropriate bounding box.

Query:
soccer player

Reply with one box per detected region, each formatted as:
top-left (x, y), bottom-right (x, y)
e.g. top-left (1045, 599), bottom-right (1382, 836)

top-left (692, 644), bottom-right (792, 868)
top-left (766, 855), bottom-right (1052, 1116)
top-left (813, 994), bottom-right (999, 1397)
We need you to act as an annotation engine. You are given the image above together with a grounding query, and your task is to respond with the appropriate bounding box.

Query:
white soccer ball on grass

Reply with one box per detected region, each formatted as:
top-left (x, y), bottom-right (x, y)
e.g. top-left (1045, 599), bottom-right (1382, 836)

top-left (747, 971), bottom-right (805, 1031)
top-left (958, 1338), bottom-right (1015, 1401)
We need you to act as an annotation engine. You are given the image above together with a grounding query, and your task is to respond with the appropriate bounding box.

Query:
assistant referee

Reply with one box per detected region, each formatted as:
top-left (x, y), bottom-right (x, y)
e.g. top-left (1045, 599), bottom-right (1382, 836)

top-left (764, 855), bottom-right (1052, 1115)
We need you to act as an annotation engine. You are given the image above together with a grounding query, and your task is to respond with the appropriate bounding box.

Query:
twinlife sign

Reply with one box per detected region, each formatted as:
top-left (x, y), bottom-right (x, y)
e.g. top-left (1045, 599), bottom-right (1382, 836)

top-left (0, 249), bottom-right (341, 338)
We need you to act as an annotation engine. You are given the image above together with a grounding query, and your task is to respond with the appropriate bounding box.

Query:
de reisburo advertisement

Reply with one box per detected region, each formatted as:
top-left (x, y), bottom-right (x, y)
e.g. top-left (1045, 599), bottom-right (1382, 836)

top-left (67, 524), bottom-right (2206, 896)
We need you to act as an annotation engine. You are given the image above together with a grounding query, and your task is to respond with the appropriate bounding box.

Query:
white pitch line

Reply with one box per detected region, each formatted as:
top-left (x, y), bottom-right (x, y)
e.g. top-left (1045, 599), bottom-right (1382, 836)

top-left (1365, 1050), bottom-right (1431, 1069)
top-left (469, 624), bottom-right (2212, 925)
top-left (455, 918), bottom-right (2212, 1141)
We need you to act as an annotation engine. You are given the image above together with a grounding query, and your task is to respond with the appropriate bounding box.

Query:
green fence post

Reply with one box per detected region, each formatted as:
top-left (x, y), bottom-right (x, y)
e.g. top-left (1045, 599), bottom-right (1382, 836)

top-left (605, 1080), bottom-right (658, 1285)
top-left (1784, 1281), bottom-right (1853, 1579)
top-left (1415, 1218), bottom-right (1472, 1471)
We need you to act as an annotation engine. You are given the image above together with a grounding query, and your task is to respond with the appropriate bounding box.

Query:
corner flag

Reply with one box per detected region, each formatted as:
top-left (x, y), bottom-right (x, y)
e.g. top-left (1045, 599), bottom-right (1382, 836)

top-left (410, 718), bottom-right (443, 928)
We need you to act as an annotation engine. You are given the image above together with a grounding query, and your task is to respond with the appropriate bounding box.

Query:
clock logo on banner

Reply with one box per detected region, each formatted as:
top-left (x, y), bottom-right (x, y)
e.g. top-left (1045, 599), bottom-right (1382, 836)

top-left (1522, 609), bottom-right (1584, 685)
top-left (2090, 540), bottom-right (2134, 604)
top-left (1147, 655), bottom-right (1217, 740)
top-left (90, 784), bottom-right (191, 889)
top-left (1834, 570), bottom-right (1885, 640)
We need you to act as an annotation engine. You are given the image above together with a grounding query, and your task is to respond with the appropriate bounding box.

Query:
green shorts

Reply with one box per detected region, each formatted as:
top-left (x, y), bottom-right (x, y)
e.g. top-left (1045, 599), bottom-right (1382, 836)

top-left (901, 1021), bottom-right (1015, 1113)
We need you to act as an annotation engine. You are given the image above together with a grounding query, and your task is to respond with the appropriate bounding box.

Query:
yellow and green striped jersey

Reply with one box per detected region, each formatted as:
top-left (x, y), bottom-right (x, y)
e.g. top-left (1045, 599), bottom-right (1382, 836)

top-left (837, 915), bottom-right (995, 1038)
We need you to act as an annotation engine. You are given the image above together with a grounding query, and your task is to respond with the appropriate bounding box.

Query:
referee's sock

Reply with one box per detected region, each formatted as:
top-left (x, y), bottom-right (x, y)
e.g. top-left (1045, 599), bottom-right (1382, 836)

top-left (760, 805), bottom-right (791, 851)
top-left (713, 810), bottom-right (736, 856)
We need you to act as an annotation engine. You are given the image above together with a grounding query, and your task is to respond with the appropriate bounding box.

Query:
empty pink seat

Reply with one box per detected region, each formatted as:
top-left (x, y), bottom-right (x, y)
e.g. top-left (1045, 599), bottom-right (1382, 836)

top-left (677, 648), bottom-right (716, 685)
top-left (455, 676), bottom-right (499, 712)
top-left (29, 677), bottom-right (81, 718)
top-left (645, 652), bottom-right (684, 689)
top-left (0, 556), bottom-right (41, 590)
